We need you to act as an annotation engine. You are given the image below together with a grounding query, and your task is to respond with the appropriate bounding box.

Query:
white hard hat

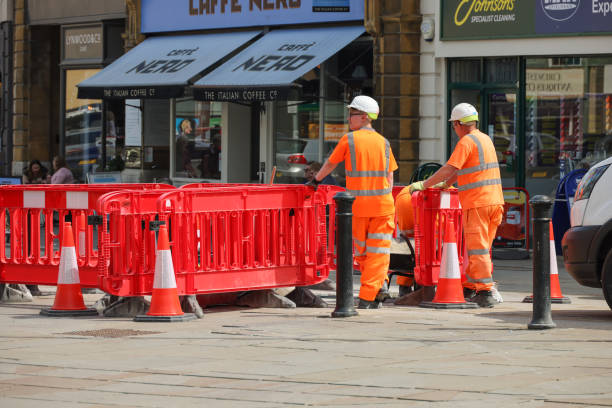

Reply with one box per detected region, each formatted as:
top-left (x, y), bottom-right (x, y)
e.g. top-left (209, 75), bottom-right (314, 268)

top-left (347, 95), bottom-right (379, 120)
top-left (449, 103), bottom-right (479, 123)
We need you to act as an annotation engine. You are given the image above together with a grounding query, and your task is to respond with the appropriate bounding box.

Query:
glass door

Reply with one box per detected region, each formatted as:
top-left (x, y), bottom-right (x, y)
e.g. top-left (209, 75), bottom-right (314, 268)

top-left (485, 90), bottom-right (517, 187)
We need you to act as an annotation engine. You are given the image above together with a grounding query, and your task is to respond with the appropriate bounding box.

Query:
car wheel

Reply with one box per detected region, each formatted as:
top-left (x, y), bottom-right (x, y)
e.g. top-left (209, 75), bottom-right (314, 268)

top-left (602, 247), bottom-right (612, 311)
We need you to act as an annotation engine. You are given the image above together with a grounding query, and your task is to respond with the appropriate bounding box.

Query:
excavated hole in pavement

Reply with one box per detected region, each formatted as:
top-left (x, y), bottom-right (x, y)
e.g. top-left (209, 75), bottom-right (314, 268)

top-left (57, 329), bottom-right (162, 338)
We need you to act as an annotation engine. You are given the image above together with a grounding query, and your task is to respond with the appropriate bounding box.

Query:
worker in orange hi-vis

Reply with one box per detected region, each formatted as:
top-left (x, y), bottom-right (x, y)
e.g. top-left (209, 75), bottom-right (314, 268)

top-left (314, 95), bottom-right (398, 309)
top-left (408, 103), bottom-right (504, 308)
top-left (394, 186), bottom-right (416, 297)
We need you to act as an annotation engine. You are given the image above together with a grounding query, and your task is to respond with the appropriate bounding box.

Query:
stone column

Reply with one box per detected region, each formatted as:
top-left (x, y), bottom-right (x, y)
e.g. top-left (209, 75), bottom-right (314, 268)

top-left (123, 0), bottom-right (145, 52)
top-left (366, 0), bottom-right (421, 184)
top-left (11, 0), bottom-right (27, 176)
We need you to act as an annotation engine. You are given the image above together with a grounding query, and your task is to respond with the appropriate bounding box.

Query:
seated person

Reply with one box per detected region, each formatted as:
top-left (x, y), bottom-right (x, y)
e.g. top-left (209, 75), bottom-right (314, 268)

top-left (305, 161), bottom-right (336, 185)
top-left (22, 159), bottom-right (50, 184)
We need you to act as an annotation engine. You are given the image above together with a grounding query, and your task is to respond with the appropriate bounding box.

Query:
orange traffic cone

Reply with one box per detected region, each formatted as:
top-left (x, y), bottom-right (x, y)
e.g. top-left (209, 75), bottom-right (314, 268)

top-left (40, 222), bottom-right (97, 316)
top-left (134, 224), bottom-right (196, 322)
top-left (523, 221), bottom-right (571, 304)
top-left (421, 219), bottom-right (477, 309)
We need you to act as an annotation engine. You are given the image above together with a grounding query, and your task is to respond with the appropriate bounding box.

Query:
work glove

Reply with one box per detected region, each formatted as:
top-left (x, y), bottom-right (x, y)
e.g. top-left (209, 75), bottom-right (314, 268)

top-left (408, 181), bottom-right (425, 194)
top-left (432, 181), bottom-right (448, 189)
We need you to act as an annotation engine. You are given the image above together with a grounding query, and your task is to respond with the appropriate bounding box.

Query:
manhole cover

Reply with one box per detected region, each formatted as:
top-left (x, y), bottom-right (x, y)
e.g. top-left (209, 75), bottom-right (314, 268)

top-left (58, 329), bottom-right (162, 338)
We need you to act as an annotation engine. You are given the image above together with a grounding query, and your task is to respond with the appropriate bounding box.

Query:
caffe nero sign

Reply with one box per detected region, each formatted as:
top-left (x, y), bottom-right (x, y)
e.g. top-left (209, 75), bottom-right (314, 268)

top-left (441, 0), bottom-right (612, 40)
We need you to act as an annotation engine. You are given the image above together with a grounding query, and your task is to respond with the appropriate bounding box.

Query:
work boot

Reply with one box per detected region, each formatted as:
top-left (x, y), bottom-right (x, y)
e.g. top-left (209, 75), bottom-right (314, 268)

top-left (468, 290), bottom-right (498, 308)
top-left (358, 298), bottom-right (381, 309)
top-left (375, 281), bottom-right (391, 302)
top-left (463, 287), bottom-right (476, 301)
top-left (398, 284), bottom-right (414, 297)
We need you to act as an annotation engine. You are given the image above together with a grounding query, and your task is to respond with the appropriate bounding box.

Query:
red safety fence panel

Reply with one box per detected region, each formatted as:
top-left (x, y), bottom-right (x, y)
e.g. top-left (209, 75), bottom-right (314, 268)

top-left (183, 183), bottom-right (343, 271)
top-left (0, 184), bottom-right (174, 287)
top-left (412, 188), bottom-right (465, 286)
top-left (94, 184), bottom-right (342, 296)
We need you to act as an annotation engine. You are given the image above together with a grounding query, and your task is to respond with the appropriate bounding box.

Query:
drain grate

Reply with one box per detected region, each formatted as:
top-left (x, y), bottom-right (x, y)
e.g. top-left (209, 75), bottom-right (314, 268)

top-left (58, 329), bottom-right (162, 338)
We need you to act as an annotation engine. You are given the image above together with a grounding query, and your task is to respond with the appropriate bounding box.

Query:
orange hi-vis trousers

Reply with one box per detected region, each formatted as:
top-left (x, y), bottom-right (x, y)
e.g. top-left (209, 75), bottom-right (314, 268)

top-left (462, 204), bottom-right (504, 292)
top-left (394, 188), bottom-right (415, 288)
top-left (353, 214), bottom-right (395, 301)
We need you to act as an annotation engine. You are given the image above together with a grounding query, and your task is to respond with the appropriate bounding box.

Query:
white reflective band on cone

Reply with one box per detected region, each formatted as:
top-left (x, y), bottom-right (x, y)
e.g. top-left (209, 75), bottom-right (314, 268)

top-left (154, 249), bottom-right (177, 289)
top-left (439, 242), bottom-right (461, 279)
top-left (58, 246), bottom-right (80, 284)
top-left (550, 236), bottom-right (559, 276)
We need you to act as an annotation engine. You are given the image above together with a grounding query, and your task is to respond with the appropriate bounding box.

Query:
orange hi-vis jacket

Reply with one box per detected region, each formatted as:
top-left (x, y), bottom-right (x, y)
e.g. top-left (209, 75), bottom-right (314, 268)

top-left (447, 129), bottom-right (504, 209)
top-left (328, 127), bottom-right (398, 217)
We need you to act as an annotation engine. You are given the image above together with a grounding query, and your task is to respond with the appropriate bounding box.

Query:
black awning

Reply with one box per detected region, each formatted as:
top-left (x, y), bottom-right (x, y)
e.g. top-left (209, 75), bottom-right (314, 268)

top-left (77, 31), bottom-right (260, 99)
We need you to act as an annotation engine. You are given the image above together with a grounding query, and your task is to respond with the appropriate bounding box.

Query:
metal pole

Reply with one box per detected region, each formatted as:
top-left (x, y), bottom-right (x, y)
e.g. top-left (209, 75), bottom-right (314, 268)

top-left (332, 191), bottom-right (358, 318)
top-left (528, 195), bottom-right (556, 330)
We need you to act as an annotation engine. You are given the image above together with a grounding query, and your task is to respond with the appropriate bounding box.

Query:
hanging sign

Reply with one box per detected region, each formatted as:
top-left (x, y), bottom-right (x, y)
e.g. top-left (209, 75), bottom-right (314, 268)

top-left (62, 25), bottom-right (103, 61)
top-left (441, 0), bottom-right (612, 40)
top-left (141, 0), bottom-right (364, 33)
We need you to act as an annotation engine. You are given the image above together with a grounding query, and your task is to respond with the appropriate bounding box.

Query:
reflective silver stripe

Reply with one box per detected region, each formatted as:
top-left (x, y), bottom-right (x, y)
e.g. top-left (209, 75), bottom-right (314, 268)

top-left (468, 134), bottom-right (485, 166)
top-left (458, 178), bottom-right (501, 192)
top-left (468, 248), bottom-right (490, 256)
top-left (353, 237), bottom-right (366, 248)
top-left (347, 187), bottom-right (393, 196)
top-left (367, 246), bottom-right (391, 254)
top-left (456, 134), bottom-right (501, 191)
top-left (346, 130), bottom-right (390, 178)
top-left (368, 233), bottom-right (393, 241)
top-left (356, 248), bottom-right (367, 256)
top-left (467, 276), bottom-right (494, 284)
top-left (346, 170), bottom-right (388, 177)
top-left (384, 138), bottom-right (390, 173)
top-left (348, 132), bottom-right (357, 173)
top-left (457, 162), bottom-right (499, 176)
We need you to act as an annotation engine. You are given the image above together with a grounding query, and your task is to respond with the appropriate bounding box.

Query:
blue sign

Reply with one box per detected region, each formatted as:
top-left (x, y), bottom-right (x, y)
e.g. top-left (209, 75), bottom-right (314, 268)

top-left (536, 0), bottom-right (612, 34)
top-left (141, 0), bottom-right (364, 33)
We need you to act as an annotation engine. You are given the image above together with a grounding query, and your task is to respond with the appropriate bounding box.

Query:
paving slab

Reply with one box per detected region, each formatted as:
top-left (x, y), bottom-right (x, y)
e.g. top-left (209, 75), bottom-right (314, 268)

top-left (1, 258), bottom-right (611, 406)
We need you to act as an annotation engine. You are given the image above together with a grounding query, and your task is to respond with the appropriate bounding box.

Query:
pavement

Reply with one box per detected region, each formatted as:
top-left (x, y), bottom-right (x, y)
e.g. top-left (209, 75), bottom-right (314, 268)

top-left (1, 256), bottom-right (611, 407)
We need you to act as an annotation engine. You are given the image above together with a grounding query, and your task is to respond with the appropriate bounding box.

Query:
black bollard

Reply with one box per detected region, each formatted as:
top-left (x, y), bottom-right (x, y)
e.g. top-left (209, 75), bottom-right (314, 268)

top-left (528, 195), bottom-right (556, 330)
top-left (331, 191), bottom-right (358, 318)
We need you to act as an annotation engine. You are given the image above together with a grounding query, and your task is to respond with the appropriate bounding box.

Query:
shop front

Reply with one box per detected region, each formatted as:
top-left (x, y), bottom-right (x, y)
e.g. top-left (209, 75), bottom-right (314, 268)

top-left (77, 0), bottom-right (372, 185)
top-left (435, 0), bottom-right (612, 198)
top-left (25, 0), bottom-right (126, 181)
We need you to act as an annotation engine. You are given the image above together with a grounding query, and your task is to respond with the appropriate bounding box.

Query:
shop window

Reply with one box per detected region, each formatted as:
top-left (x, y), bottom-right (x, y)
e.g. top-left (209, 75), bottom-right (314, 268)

top-left (104, 100), bottom-right (125, 173)
top-left (449, 89), bottom-right (481, 151)
top-left (450, 59), bottom-right (481, 83)
top-left (486, 58), bottom-right (517, 84)
top-left (64, 69), bottom-right (101, 182)
top-left (173, 98), bottom-right (222, 180)
top-left (549, 57), bottom-right (582, 67)
top-left (525, 57), bottom-right (612, 196)
top-left (273, 37), bottom-right (372, 186)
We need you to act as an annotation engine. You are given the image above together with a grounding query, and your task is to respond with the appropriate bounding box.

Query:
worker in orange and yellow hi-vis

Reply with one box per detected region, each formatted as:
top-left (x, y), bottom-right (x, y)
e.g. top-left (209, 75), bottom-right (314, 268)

top-left (394, 186), bottom-right (416, 297)
top-left (314, 95), bottom-right (398, 309)
top-left (408, 103), bottom-right (504, 308)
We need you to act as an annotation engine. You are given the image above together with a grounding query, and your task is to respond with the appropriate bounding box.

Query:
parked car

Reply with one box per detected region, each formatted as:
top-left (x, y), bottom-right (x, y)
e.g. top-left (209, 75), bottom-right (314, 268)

top-left (275, 138), bottom-right (345, 185)
top-left (562, 156), bottom-right (612, 310)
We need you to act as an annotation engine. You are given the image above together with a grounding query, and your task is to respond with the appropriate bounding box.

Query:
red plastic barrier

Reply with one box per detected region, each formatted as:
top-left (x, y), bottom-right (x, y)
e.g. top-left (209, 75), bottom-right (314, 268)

top-left (0, 184), bottom-right (174, 287)
top-left (94, 184), bottom-right (342, 296)
top-left (412, 188), bottom-right (465, 286)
